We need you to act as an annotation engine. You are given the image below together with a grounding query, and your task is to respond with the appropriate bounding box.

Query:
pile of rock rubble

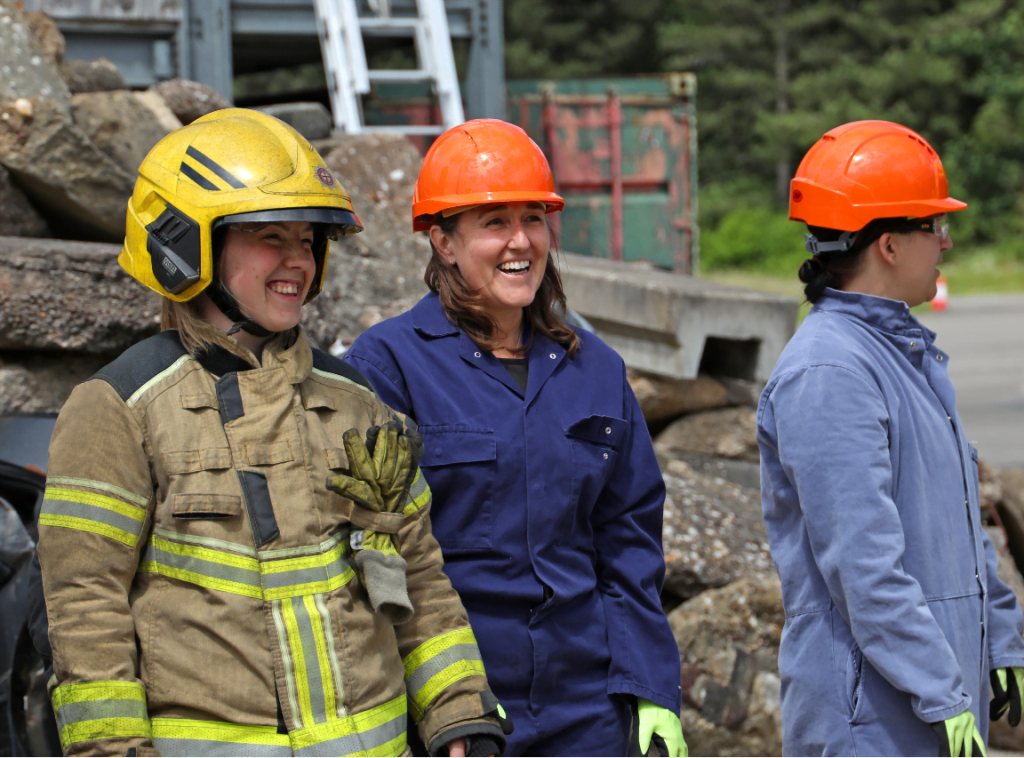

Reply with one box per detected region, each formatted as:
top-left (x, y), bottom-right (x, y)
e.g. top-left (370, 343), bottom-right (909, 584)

top-left (5, 3), bottom-right (1024, 756)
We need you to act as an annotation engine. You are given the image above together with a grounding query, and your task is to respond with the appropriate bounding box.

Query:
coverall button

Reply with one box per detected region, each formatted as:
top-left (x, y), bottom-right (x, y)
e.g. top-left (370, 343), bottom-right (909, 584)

top-left (910, 341), bottom-right (918, 349)
top-left (603, 453), bottom-right (609, 460)
top-left (474, 351), bottom-right (481, 358)
top-left (549, 353), bottom-right (557, 359)
top-left (937, 354), bottom-right (944, 361)
top-left (434, 447), bottom-right (442, 456)
top-left (605, 427), bottom-right (611, 434)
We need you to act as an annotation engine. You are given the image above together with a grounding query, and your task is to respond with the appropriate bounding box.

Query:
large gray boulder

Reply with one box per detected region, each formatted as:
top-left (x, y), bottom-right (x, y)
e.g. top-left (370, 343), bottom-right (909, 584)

top-left (256, 102), bottom-right (332, 141)
top-left (0, 165), bottom-right (48, 237)
top-left (24, 10), bottom-right (64, 65)
top-left (71, 90), bottom-right (175, 175)
top-left (150, 79), bottom-right (230, 126)
top-left (668, 576), bottom-right (784, 757)
top-left (661, 458), bottom-right (774, 601)
top-left (0, 1), bottom-right (70, 111)
top-left (0, 352), bottom-right (108, 414)
top-left (61, 58), bottom-right (128, 94)
top-left (629, 369), bottom-right (760, 426)
top-left (656, 406), bottom-right (759, 462)
top-left (0, 96), bottom-right (135, 241)
top-left (0, 236), bottom-right (160, 353)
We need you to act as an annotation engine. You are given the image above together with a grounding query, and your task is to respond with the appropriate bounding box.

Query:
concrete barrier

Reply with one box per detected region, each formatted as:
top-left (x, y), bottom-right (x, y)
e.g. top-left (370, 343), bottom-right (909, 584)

top-left (558, 252), bottom-right (799, 382)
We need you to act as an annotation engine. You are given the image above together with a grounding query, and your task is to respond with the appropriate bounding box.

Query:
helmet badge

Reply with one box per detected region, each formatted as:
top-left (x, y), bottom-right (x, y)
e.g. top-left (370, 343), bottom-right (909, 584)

top-left (316, 167), bottom-right (336, 188)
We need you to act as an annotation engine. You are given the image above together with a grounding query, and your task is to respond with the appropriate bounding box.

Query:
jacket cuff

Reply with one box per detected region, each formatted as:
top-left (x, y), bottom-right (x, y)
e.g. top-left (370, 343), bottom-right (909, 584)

top-left (990, 656), bottom-right (1024, 671)
top-left (914, 694), bottom-right (973, 725)
top-left (427, 721), bottom-right (506, 756)
top-left (608, 678), bottom-right (682, 712)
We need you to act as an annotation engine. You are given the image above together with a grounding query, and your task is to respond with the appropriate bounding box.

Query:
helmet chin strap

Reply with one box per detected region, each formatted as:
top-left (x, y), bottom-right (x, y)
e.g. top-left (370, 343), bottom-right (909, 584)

top-left (205, 279), bottom-right (276, 339)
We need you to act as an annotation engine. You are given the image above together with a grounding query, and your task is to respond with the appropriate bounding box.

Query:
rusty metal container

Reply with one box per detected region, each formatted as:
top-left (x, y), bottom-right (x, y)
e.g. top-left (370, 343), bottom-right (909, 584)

top-left (507, 74), bottom-right (698, 273)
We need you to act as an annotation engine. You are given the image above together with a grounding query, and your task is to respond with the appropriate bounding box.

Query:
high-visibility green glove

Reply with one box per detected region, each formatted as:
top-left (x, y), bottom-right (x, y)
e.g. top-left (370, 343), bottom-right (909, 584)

top-left (932, 709), bottom-right (987, 757)
top-left (326, 420), bottom-right (422, 624)
top-left (637, 698), bottom-right (687, 757)
top-left (991, 667), bottom-right (1024, 726)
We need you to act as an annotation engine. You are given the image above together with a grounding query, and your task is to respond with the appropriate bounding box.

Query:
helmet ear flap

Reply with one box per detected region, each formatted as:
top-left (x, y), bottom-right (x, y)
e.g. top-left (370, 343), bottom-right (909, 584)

top-left (147, 204), bottom-right (204, 296)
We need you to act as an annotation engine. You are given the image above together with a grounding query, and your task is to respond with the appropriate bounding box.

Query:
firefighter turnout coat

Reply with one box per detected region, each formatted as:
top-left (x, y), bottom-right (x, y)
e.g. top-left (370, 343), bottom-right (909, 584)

top-left (36, 326), bottom-right (500, 757)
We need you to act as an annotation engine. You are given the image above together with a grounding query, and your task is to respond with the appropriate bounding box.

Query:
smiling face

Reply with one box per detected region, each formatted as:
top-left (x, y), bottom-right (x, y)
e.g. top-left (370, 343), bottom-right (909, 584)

top-left (430, 201), bottom-right (550, 325)
top-left (211, 220), bottom-right (317, 334)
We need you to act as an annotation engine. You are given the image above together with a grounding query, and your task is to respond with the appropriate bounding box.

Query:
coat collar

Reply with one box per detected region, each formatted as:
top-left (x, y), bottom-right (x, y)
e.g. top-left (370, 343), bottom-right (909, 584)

top-left (411, 292), bottom-right (460, 337)
top-left (411, 292), bottom-right (568, 401)
top-left (814, 288), bottom-right (937, 342)
top-left (195, 327), bottom-right (311, 384)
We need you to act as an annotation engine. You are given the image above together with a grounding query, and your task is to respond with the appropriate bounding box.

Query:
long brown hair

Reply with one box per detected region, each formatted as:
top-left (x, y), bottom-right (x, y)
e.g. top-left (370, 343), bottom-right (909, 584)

top-left (421, 211), bottom-right (580, 357)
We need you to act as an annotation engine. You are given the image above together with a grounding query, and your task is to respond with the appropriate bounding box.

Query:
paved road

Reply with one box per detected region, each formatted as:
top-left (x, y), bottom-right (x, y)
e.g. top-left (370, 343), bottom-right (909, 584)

top-left (918, 295), bottom-right (1024, 468)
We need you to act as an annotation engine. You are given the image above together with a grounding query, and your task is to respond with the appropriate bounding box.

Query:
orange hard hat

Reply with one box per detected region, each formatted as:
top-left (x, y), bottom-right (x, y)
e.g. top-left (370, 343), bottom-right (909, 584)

top-left (412, 118), bottom-right (564, 231)
top-left (790, 120), bottom-right (966, 232)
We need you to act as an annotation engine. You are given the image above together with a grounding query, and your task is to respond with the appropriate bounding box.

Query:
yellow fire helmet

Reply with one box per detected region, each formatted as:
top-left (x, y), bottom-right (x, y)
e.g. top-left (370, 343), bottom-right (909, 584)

top-left (120, 107), bottom-right (362, 304)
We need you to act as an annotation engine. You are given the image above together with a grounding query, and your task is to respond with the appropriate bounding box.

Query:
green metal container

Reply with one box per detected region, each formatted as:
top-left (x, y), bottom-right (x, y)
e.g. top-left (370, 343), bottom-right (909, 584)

top-left (506, 74), bottom-right (698, 273)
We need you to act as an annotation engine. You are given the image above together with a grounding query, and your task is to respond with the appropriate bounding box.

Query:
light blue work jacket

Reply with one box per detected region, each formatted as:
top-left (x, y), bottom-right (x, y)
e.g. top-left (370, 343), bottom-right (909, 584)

top-left (758, 288), bottom-right (1024, 756)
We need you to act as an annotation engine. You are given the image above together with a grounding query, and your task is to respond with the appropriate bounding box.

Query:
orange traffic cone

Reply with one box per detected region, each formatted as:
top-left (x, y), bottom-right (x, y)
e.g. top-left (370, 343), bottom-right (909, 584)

top-left (931, 274), bottom-right (949, 312)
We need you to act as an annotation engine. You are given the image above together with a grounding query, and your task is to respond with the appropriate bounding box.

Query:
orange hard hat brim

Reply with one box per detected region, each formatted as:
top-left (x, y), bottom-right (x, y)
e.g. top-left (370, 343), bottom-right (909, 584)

top-left (790, 177), bottom-right (967, 230)
top-left (412, 191), bottom-right (565, 231)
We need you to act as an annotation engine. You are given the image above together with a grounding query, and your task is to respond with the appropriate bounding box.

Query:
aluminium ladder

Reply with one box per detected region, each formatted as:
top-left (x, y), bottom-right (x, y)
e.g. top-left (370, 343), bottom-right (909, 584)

top-left (313, 0), bottom-right (465, 135)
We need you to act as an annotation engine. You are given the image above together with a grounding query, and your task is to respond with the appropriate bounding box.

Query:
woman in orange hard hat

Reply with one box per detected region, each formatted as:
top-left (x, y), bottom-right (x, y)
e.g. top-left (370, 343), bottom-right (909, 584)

top-left (344, 119), bottom-right (687, 756)
top-left (758, 120), bottom-right (1024, 756)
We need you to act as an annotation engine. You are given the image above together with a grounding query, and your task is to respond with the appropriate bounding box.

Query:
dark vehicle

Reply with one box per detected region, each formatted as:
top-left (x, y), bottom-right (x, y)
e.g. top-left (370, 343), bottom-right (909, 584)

top-left (0, 415), bottom-right (61, 757)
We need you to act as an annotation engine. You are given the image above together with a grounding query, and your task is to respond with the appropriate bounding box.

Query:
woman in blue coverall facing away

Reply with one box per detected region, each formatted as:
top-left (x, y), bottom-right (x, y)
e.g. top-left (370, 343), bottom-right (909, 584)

top-left (758, 120), bottom-right (1024, 757)
top-left (344, 119), bottom-right (686, 757)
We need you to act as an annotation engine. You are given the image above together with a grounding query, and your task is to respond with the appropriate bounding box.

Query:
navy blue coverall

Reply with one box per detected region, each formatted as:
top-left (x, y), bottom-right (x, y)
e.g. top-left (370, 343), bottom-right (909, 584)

top-left (345, 292), bottom-right (682, 756)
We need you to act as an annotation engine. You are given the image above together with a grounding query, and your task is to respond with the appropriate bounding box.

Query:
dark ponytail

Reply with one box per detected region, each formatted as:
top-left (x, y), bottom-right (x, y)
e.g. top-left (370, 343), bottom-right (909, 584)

top-left (799, 227), bottom-right (866, 303)
top-left (799, 218), bottom-right (913, 303)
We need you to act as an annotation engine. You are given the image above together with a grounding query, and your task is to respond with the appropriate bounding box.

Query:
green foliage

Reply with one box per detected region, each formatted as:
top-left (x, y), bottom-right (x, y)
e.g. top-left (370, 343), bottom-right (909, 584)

top-left (504, 0), bottom-right (670, 78)
top-left (700, 206), bottom-right (808, 275)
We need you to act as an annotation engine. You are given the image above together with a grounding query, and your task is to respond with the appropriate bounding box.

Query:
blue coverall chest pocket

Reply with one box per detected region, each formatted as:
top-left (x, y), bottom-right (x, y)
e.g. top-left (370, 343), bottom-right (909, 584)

top-left (561, 415), bottom-right (627, 545)
top-left (420, 427), bottom-right (496, 551)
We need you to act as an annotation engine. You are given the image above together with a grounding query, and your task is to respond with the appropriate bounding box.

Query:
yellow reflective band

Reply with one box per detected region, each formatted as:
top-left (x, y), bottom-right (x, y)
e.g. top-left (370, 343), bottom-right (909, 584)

top-left (260, 539), bottom-right (355, 600)
top-left (314, 593), bottom-right (347, 718)
top-left (151, 718), bottom-right (290, 757)
top-left (311, 367), bottom-right (376, 398)
top-left (404, 627), bottom-right (486, 721)
top-left (51, 681), bottom-right (150, 752)
top-left (137, 535), bottom-right (262, 599)
top-left (271, 600), bottom-right (303, 732)
top-left (403, 469), bottom-right (431, 517)
top-left (40, 487), bottom-right (146, 547)
top-left (280, 596), bottom-right (316, 728)
top-left (46, 477), bottom-right (149, 507)
top-left (290, 694), bottom-right (407, 757)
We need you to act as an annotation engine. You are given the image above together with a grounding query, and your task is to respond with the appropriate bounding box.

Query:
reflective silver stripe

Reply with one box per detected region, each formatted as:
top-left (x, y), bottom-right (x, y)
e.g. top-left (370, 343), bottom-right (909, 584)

top-left (54, 699), bottom-right (148, 734)
top-left (261, 558), bottom-right (351, 593)
top-left (405, 642), bottom-right (482, 702)
top-left (154, 738), bottom-right (292, 757)
top-left (291, 596), bottom-right (329, 725)
top-left (42, 499), bottom-right (143, 538)
top-left (292, 711), bottom-right (406, 757)
top-left (142, 539), bottom-right (262, 591)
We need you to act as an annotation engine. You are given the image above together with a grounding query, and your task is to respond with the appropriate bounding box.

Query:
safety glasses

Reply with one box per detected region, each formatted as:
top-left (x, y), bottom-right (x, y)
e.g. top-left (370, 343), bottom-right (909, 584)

top-left (904, 214), bottom-right (949, 240)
